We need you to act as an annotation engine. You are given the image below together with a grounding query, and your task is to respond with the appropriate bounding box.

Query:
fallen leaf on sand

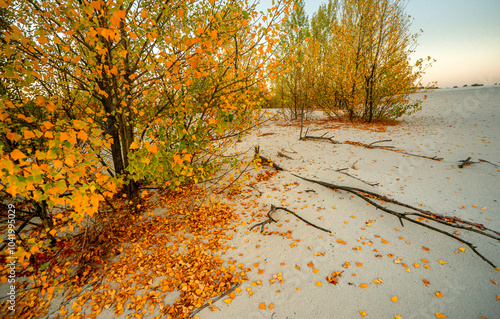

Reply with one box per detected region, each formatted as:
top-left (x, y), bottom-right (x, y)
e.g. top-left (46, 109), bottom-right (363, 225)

top-left (422, 246), bottom-right (430, 251)
top-left (435, 312), bottom-right (447, 318)
top-left (359, 283), bottom-right (367, 288)
top-left (268, 303), bottom-right (275, 310)
top-left (394, 316), bottom-right (402, 319)
top-left (308, 261), bottom-right (314, 268)
top-left (223, 298), bottom-right (231, 305)
top-left (360, 310), bottom-right (367, 317)
top-left (438, 259), bottom-right (447, 265)
top-left (356, 262), bottom-right (363, 267)
top-left (435, 291), bottom-right (444, 298)
top-left (382, 238), bottom-right (389, 244)
top-left (423, 279), bottom-right (430, 287)
top-left (458, 247), bottom-right (465, 253)
top-left (391, 296), bottom-right (398, 302)
top-left (492, 280), bottom-right (498, 285)
top-left (259, 302), bottom-right (266, 310)
top-left (316, 281), bottom-right (322, 287)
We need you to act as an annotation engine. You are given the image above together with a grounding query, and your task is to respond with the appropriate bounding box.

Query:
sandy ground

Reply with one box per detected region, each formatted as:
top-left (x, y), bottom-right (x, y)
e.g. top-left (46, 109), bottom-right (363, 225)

top-left (196, 86), bottom-right (500, 318)
top-left (4, 86), bottom-right (499, 319)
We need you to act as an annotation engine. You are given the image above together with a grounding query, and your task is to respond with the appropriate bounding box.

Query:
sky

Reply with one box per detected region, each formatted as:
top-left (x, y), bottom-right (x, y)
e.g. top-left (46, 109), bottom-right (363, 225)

top-left (257, 0), bottom-right (500, 88)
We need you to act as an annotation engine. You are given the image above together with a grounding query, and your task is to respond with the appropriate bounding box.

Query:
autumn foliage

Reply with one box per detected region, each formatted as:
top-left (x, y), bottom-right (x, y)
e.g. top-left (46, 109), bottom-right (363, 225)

top-left (272, 0), bottom-right (433, 122)
top-left (0, 0), bottom-right (291, 317)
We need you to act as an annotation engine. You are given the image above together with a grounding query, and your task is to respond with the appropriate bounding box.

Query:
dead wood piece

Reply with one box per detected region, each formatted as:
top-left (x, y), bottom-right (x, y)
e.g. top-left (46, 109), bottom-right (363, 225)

top-left (458, 157), bottom-right (472, 168)
top-left (478, 159), bottom-right (500, 168)
top-left (254, 146), bottom-right (283, 171)
top-left (291, 173), bottom-right (500, 269)
top-left (277, 151), bottom-right (294, 160)
top-left (258, 132), bottom-right (275, 137)
top-left (250, 205), bottom-right (331, 234)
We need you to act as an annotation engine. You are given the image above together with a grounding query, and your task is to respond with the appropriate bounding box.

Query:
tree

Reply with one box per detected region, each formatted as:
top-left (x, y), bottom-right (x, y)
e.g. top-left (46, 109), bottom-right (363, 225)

top-left (0, 0), bottom-right (290, 262)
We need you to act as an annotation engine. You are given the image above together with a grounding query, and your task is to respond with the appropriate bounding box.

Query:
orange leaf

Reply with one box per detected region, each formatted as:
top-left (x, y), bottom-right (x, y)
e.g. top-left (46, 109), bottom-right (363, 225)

top-left (258, 269), bottom-right (264, 275)
top-left (359, 283), bottom-right (367, 289)
top-left (390, 296), bottom-right (398, 302)
top-left (435, 291), bottom-right (444, 298)
top-left (315, 281), bottom-right (322, 287)
top-left (394, 316), bottom-right (402, 319)
top-left (360, 310), bottom-right (367, 317)
top-left (458, 247), bottom-right (465, 253)
top-left (356, 262), bottom-right (363, 267)
top-left (422, 246), bottom-right (430, 251)
top-left (492, 280), bottom-right (498, 285)
top-left (438, 259), bottom-right (447, 265)
top-left (312, 267), bottom-right (319, 273)
top-left (435, 313), bottom-right (447, 318)
top-left (24, 131), bottom-right (36, 139)
top-left (307, 261), bottom-right (314, 268)
top-left (10, 149), bottom-right (26, 161)
top-left (268, 303), bottom-right (274, 310)
top-left (223, 298), bottom-right (231, 305)
top-left (381, 238), bottom-right (389, 244)
top-left (295, 265), bottom-right (300, 271)
top-left (423, 279), bottom-right (430, 287)
top-left (258, 302), bottom-right (266, 310)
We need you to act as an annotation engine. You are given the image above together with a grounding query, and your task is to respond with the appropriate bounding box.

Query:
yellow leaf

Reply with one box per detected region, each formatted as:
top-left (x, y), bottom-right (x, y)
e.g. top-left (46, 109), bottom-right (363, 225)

top-left (210, 306), bottom-right (218, 311)
top-left (391, 296), bottom-right (398, 302)
top-left (10, 149), bottom-right (26, 161)
top-left (313, 268), bottom-right (319, 273)
top-left (438, 259), bottom-right (447, 265)
top-left (258, 302), bottom-right (266, 310)
top-left (435, 312), bottom-right (447, 318)
top-left (381, 238), bottom-right (389, 244)
top-left (458, 247), bottom-right (465, 253)
top-left (435, 291), bottom-right (444, 298)
top-left (315, 281), bottom-right (321, 287)
top-left (394, 316), bottom-right (402, 319)
top-left (223, 298), bottom-right (231, 305)
top-left (129, 142), bottom-right (139, 150)
top-left (359, 283), bottom-right (367, 289)
top-left (360, 310), bottom-right (367, 317)
top-left (30, 245), bottom-right (39, 254)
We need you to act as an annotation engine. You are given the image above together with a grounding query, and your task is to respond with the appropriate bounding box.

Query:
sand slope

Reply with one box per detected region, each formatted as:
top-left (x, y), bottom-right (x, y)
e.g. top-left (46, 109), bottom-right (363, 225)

top-left (198, 86), bottom-right (500, 318)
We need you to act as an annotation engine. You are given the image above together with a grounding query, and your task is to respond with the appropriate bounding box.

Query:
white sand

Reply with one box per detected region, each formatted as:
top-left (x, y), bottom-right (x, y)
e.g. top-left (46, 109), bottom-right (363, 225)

top-left (197, 86), bottom-right (500, 318)
top-left (7, 86), bottom-right (498, 318)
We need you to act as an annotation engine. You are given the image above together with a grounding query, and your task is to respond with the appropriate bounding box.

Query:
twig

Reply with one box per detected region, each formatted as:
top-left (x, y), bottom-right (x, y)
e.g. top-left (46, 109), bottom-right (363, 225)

top-left (367, 139), bottom-right (393, 148)
top-left (191, 283), bottom-right (242, 317)
top-left (458, 157), bottom-right (472, 168)
top-left (334, 168), bottom-right (379, 187)
top-left (250, 205), bottom-right (331, 234)
top-left (277, 151), bottom-right (293, 160)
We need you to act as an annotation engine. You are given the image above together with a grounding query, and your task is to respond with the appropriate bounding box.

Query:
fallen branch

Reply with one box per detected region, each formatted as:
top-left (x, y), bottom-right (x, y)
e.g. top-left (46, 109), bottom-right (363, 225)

top-left (302, 133), bottom-right (442, 161)
top-left (291, 173), bottom-right (500, 269)
top-left (254, 146), bottom-right (283, 171)
top-left (250, 205), bottom-right (331, 234)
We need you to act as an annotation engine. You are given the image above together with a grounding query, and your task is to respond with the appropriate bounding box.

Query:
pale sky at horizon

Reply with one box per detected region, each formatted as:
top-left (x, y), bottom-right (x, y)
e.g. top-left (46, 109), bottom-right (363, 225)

top-left (258, 0), bottom-right (500, 88)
